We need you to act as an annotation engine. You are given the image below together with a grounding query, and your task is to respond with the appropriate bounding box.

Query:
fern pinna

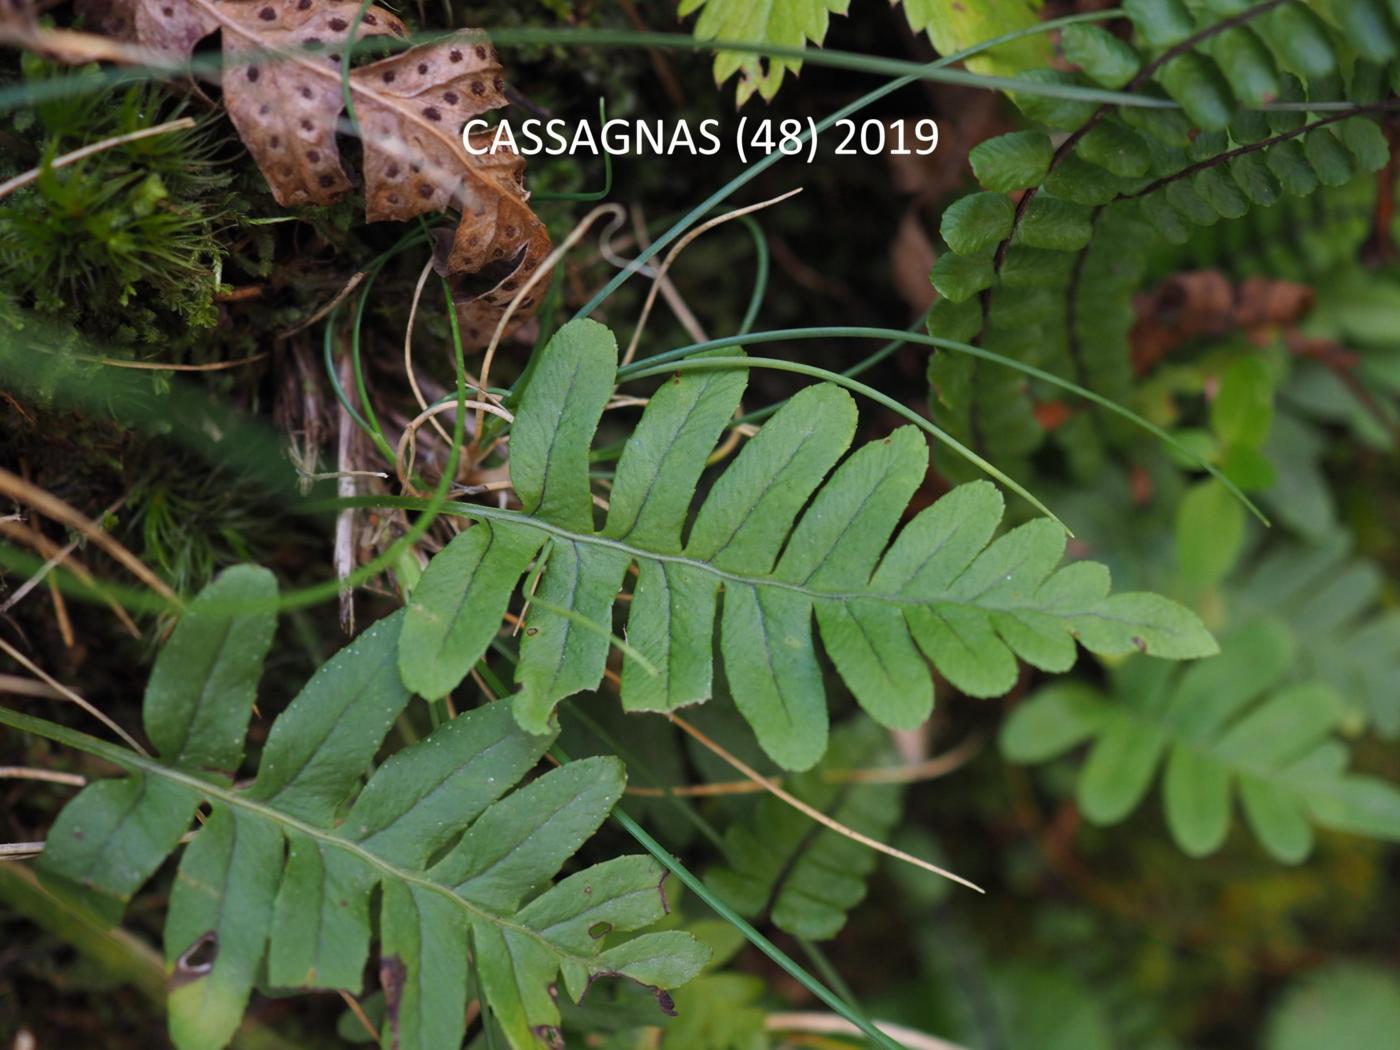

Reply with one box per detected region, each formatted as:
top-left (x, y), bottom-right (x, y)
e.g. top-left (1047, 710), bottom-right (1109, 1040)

top-left (400, 319), bottom-right (1214, 771)
top-left (23, 568), bottom-right (707, 1050)
top-left (926, 0), bottom-right (1399, 483)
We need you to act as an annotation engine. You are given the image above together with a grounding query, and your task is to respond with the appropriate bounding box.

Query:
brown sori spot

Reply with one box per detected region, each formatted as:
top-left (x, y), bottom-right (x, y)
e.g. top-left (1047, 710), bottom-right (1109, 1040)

top-left (246, 67), bottom-right (260, 81)
top-left (410, 163), bottom-right (421, 173)
top-left (305, 37), bottom-right (321, 47)
top-left (319, 174), bottom-right (336, 187)
top-left (301, 119), bottom-right (314, 131)
top-left (443, 91), bottom-right (458, 104)
top-left (297, 0), bottom-right (311, 8)
top-left (504, 225), bottom-right (517, 238)
top-left (417, 183), bottom-right (434, 198)
top-left (475, 46), bottom-right (488, 60)
top-left (470, 80), bottom-right (485, 96)
top-left (386, 164), bottom-right (400, 178)
top-left (493, 247), bottom-right (504, 258)
top-left (328, 17), bottom-right (347, 31)
top-left (307, 149), bottom-right (321, 162)
top-left (161, 5), bottom-right (173, 16)
top-left (449, 49), bottom-right (463, 62)
top-left (387, 192), bottom-right (400, 204)
top-left (423, 106), bottom-right (442, 121)
top-left (329, 53), bottom-right (341, 62)
top-left (300, 86), bottom-right (313, 99)
top-left (363, 14), bottom-right (377, 25)
top-left (259, 104), bottom-right (270, 115)
top-left (493, 77), bottom-right (504, 91)
top-left (417, 63), bottom-right (429, 75)
top-left (258, 6), bottom-right (275, 20)
top-left (383, 70), bottom-right (396, 83)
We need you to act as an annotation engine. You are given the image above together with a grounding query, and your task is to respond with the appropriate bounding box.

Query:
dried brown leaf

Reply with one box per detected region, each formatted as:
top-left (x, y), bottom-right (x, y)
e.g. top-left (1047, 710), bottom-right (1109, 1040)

top-left (124, 0), bottom-right (550, 345)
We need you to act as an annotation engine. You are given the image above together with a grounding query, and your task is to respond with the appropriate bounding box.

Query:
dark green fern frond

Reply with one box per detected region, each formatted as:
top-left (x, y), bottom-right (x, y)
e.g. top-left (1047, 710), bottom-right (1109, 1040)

top-left (926, 0), bottom-right (1397, 480)
top-left (705, 718), bottom-right (902, 940)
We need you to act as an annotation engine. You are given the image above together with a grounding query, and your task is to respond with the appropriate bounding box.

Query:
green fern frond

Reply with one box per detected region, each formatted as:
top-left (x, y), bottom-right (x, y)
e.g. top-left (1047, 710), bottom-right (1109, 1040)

top-left (400, 319), bottom-right (1215, 771)
top-left (1000, 619), bottom-right (1400, 863)
top-left (1233, 538), bottom-right (1400, 739)
top-left (926, 0), bottom-right (1398, 478)
top-left (705, 718), bottom-right (902, 939)
top-left (31, 567), bottom-right (707, 1050)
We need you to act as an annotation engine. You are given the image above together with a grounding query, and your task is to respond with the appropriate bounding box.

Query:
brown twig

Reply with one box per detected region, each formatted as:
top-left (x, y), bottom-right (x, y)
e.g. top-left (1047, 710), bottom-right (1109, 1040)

top-left (0, 468), bottom-right (177, 606)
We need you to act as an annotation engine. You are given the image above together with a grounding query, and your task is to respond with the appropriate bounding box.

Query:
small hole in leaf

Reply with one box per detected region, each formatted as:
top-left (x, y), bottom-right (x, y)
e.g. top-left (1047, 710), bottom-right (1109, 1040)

top-left (175, 933), bottom-right (218, 977)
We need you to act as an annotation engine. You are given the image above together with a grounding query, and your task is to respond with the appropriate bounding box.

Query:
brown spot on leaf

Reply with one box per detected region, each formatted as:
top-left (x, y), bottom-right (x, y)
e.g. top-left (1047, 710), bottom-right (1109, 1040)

top-left (424, 106), bottom-right (442, 121)
top-left (328, 17), bottom-right (347, 31)
top-left (258, 6), bottom-right (275, 20)
top-left (246, 66), bottom-right (260, 82)
top-left (450, 49), bottom-right (463, 62)
top-left (417, 62), bottom-right (429, 75)
top-left (171, 933), bottom-right (217, 990)
top-left (381, 955), bottom-right (406, 1045)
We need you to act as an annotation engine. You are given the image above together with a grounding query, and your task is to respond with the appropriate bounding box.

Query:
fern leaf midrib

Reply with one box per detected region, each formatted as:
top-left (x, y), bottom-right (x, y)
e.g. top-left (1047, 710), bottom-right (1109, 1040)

top-left (7, 708), bottom-right (623, 972)
top-left (444, 499), bottom-right (1077, 613)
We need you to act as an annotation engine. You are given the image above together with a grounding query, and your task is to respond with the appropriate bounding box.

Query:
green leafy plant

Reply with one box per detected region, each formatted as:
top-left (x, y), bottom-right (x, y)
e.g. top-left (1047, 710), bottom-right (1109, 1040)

top-left (1000, 619), bottom-right (1400, 862)
top-left (400, 319), bottom-right (1215, 771)
top-left (22, 567), bottom-right (707, 1050)
top-left (925, 0), bottom-right (1396, 484)
top-left (705, 717), bottom-right (902, 939)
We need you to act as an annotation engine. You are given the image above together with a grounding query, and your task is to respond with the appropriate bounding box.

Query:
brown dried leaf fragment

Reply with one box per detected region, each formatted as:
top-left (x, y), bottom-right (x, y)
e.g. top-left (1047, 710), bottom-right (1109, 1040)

top-left (126, 0), bottom-right (550, 345)
top-left (0, 0), bottom-right (34, 31)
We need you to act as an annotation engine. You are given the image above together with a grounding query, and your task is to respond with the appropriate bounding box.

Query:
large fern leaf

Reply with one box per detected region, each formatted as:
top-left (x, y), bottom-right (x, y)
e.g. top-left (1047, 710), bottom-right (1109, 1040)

top-left (400, 319), bottom-right (1215, 771)
top-left (34, 567), bottom-right (707, 1050)
top-left (999, 619), bottom-right (1400, 863)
